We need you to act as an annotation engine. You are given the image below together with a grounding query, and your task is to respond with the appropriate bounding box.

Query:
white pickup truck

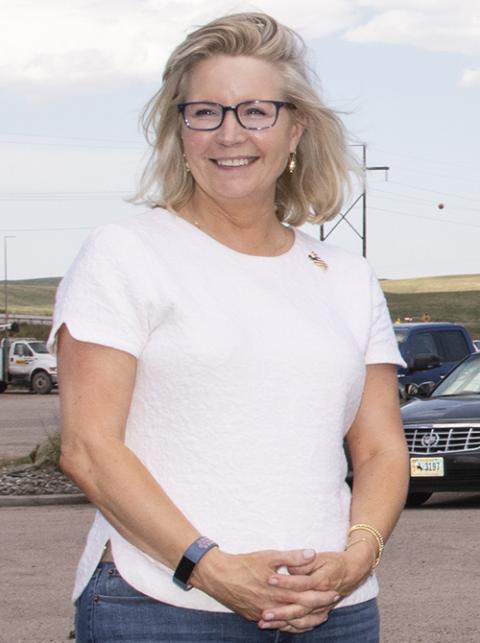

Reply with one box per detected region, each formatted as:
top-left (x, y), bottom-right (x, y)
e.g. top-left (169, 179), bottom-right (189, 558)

top-left (0, 335), bottom-right (57, 394)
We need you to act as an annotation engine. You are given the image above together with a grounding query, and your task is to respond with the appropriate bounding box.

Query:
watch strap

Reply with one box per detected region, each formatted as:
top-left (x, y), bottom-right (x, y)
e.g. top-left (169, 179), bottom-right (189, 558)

top-left (173, 536), bottom-right (218, 591)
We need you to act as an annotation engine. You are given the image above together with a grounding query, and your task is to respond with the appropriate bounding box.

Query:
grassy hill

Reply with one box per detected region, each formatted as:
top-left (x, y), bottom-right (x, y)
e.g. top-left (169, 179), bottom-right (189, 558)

top-left (385, 291), bottom-right (479, 337)
top-left (2, 277), bottom-right (60, 315)
top-left (3, 274), bottom-right (480, 339)
top-left (381, 273), bottom-right (480, 294)
top-left (380, 274), bottom-right (480, 338)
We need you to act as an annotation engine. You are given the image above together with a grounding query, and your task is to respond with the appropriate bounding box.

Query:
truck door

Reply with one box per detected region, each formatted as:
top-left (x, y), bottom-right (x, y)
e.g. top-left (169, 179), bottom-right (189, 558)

top-left (435, 330), bottom-right (472, 376)
top-left (9, 342), bottom-right (34, 381)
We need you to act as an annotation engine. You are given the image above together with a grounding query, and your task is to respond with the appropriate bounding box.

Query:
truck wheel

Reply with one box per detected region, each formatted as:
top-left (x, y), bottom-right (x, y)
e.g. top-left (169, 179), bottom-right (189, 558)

top-left (405, 492), bottom-right (432, 507)
top-left (31, 371), bottom-right (53, 395)
top-left (0, 382), bottom-right (7, 393)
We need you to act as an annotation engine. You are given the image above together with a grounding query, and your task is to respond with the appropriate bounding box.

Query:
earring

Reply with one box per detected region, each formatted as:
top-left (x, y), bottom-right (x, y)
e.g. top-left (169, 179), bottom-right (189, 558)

top-left (183, 153), bottom-right (190, 173)
top-left (288, 152), bottom-right (297, 175)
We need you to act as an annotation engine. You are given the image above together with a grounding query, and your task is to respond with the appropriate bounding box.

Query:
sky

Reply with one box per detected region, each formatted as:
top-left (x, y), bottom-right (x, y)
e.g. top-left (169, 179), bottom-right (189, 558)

top-left (1, 0), bottom-right (479, 280)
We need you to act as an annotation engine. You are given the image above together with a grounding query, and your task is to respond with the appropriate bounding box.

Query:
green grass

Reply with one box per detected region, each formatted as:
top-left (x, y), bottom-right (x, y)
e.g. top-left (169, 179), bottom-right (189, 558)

top-left (11, 323), bottom-right (51, 341)
top-left (2, 274), bottom-right (480, 339)
top-left (384, 290), bottom-right (480, 339)
top-left (381, 274), bottom-right (480, 294)
top-left (1, 278), bottom-right (60, 315)
top-left (0, 455), bottom-right (33, 468)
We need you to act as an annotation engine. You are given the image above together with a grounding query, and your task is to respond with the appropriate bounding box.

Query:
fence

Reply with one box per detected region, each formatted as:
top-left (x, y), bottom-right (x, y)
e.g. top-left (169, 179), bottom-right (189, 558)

top-left (0, 314), bottom-right (52, 326)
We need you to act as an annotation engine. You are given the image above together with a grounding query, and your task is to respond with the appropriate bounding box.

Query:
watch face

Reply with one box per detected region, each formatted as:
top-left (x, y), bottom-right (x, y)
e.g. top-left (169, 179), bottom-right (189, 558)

top-left (173, 556), bottom-right (195, 590)
top-left (173, 537), bottom-right (218, 590)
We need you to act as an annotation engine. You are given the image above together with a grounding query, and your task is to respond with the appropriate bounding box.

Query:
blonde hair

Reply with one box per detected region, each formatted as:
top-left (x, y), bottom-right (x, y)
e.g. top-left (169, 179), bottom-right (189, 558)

top-left (133, 12), bottom-right (356, 225)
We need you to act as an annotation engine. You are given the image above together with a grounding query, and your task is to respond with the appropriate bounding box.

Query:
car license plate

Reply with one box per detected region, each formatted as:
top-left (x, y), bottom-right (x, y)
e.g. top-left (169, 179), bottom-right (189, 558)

top-left (410, 457), bottom-right (444, 477)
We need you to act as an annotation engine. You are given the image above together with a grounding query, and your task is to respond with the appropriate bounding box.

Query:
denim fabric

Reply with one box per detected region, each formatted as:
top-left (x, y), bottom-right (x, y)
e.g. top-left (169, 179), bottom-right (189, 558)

top-left (75, 563), bottom-right (379, 643)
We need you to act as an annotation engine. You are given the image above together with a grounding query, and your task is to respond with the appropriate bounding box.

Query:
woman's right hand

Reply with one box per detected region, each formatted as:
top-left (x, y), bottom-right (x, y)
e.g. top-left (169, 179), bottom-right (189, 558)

top-left (191, 548), bottom-right (340, 623)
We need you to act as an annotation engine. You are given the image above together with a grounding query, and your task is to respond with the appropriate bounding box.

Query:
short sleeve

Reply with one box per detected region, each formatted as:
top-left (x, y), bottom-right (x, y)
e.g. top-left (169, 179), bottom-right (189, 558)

top-left (47, 224), bottom-right (157, 358)
top-left (365, 267), bottom-right (406, 368)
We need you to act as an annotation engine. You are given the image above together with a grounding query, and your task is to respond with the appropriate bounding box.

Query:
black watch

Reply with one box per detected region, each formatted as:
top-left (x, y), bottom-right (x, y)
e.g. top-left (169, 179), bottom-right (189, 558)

top-left (173, 536), bottom-right (218, 591)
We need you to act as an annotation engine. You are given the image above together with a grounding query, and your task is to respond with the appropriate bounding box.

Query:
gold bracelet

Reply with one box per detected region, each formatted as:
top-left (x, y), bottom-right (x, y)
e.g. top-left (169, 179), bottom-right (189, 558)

top-left (348, 524), bottom-right (384, 568)
top-left (345, 538), bottom-right (376, 569)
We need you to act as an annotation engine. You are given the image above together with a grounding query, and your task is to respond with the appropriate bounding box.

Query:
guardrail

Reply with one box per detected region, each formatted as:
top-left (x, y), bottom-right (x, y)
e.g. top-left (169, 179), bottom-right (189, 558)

top-left (0, 314), bottom-right (52, 326)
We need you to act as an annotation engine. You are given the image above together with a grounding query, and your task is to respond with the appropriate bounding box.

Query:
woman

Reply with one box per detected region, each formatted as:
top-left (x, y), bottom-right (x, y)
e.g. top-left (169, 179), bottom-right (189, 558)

top-left (49, 12), bottom-right (409, 642)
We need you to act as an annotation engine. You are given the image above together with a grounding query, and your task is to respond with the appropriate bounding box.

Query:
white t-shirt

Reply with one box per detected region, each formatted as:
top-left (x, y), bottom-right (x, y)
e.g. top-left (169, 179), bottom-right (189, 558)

top-left (48, 208), bottom-right (405, 611)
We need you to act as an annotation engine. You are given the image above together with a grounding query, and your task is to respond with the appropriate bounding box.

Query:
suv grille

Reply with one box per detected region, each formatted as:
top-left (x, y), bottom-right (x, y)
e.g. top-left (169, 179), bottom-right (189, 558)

top-left (405, 424), bottom-right (480, 454)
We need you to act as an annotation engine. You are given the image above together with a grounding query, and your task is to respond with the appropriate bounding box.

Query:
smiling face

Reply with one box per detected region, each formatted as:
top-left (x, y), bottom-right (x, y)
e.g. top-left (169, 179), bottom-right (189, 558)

top-left (180, 55), bottom-right (304, 210)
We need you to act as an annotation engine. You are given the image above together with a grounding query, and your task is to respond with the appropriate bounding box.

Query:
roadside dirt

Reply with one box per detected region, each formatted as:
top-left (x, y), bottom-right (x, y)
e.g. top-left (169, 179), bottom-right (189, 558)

top-left (0, 390), bottom-right (59, 461)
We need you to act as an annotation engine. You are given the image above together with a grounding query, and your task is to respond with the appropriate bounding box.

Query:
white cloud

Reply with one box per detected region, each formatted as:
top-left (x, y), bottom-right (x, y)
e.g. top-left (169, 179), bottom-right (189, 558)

top-left (460, 68), bottom-right (480, 87)
top-left (4, 0), bottom-right (477, 88)
top-left (1, 0), bottom-right (202, 85)
top-left (345, 1), bottom-right (480, 56)
top-left (357, 0), bottom-right (461, 8)
top-left (248, 0), bottom-right (358, 39)
top-left (0, 0), bottom-right (358, 86)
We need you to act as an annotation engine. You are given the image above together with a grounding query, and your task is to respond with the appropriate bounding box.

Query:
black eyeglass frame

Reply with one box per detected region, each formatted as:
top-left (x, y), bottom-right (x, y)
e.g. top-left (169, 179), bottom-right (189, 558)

top-left (177, 100), bottom-right (296, 131)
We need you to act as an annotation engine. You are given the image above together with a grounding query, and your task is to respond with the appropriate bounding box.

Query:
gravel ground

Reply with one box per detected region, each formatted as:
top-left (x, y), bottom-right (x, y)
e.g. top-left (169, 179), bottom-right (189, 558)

top-left (0, 464), bottom-right (79, 495)
top-left (0, 391), bottom-right (80, 496)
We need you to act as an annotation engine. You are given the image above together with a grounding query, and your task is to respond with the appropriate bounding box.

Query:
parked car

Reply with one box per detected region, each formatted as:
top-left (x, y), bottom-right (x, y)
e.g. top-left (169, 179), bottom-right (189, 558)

top-left (473, 339), bottom-right (480, 352)
top-left (401, 351), bottom-right (480, 506)
top-left (394, 322), bottom-right (475, 398)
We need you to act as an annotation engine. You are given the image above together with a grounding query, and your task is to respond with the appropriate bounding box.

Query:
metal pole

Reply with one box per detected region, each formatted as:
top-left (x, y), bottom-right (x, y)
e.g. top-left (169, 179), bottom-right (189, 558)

top-left (3, 237), bottom-right (6, 324)
top-left (3, 236), bottom-right (15, 325)
top-left (318, 144), bottom-right (388, 255)
top-left (362, 144), bottom-right (367, 258)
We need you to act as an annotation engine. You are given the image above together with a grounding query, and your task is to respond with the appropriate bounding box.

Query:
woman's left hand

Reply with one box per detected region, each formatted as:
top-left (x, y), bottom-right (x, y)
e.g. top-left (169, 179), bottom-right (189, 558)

top-left (258, 543), bottom-right (374, 633)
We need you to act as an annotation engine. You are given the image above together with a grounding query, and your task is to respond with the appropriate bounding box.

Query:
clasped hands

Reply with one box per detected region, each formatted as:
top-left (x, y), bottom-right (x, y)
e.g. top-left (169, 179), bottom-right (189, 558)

top-left (192, 543), bottom-right (374, 634)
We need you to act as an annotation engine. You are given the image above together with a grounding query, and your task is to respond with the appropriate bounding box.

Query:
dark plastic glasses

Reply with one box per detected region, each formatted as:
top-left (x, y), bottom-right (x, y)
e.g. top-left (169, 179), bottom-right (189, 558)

top-left (177, 100), bottom-right (296, 131)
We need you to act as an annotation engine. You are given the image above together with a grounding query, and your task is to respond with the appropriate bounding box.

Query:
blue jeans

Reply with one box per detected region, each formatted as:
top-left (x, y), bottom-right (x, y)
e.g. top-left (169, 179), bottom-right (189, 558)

top-left (75, 563), bottom-right (379, 642)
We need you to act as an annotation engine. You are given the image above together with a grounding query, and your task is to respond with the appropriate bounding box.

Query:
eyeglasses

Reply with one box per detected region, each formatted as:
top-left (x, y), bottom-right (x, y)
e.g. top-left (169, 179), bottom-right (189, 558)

top-left (177, 100), bottom-right (296, 131)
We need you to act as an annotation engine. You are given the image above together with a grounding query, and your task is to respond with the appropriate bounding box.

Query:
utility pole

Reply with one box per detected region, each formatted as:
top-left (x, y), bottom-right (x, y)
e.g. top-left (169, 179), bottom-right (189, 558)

top-left (320, 143), bottom-right (389, 257)
top-left (3, 235), bottom-right (15, 324)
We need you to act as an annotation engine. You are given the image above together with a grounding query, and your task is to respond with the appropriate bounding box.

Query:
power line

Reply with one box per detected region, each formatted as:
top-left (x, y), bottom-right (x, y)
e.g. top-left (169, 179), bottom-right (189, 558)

top-left (370, 145), bottom-right (478, 174)
top-left (388, 180), bottom-right (480, 203)
top-left (0, 190), bottom-right (130, 202)
top-left (0, 132), bottom-right (143, 145)
top-left (0, 139), bottom-right (145, 151)
top-left (370, 207), bottom-right (480, 229)
top-left (0, 226), bottom-right (93, 232)
top-left (370, 188), bottom-right (480, 213)
top-left (2, 209), bottom-right (479, 236)
top-left (0, 191), bottom-right (129, 195)
top-left (0, 131), bottom-right (145, 150)
top-left (371, 188), bottom-right (437, 206)
top-left (0, 197), bottom-right (126, 202)
top-left (386, 164), bottom-right (478, 185)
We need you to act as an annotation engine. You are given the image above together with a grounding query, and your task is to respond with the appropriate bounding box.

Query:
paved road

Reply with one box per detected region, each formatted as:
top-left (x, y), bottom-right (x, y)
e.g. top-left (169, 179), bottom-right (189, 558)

top-left (0, 504), bottom-right (92, 643)
top-left (1, 393), bottom-right (479, 642)
top-left (2, 496), bottom-right (479, 643)
top-left (0, 390), bottom-right (59, 461)
top-left (377, 493), bottom-right (480, 643)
